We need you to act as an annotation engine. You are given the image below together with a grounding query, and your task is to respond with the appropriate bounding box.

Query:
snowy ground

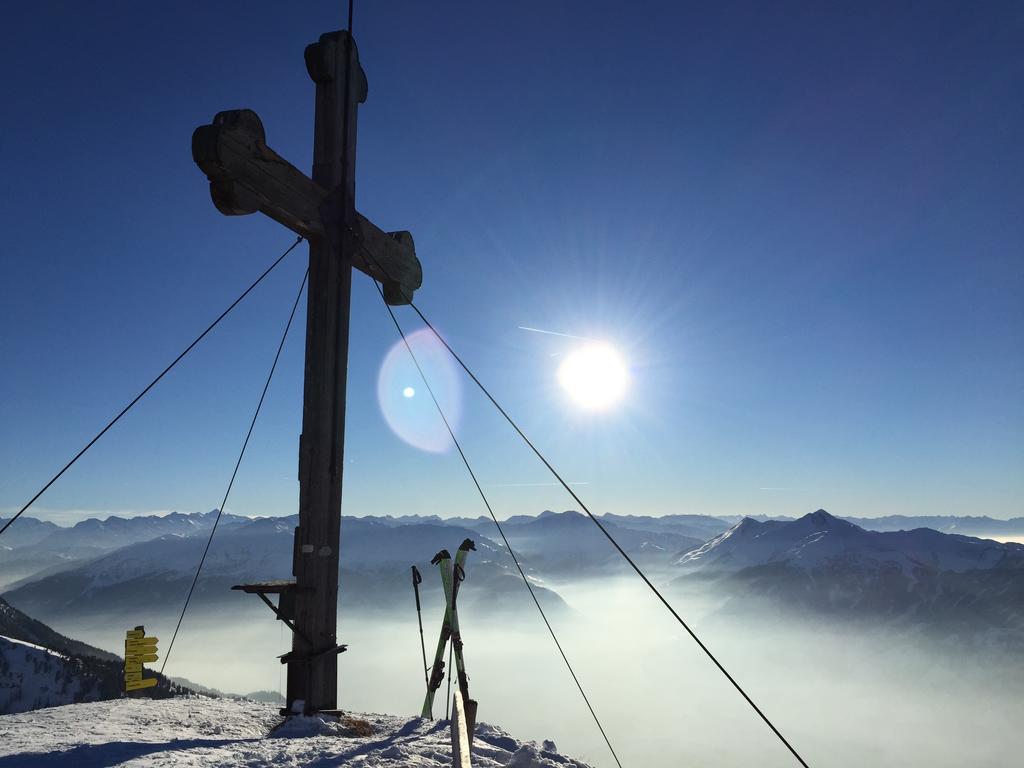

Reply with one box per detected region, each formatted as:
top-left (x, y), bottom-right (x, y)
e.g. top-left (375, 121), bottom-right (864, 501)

top-left (0, 696), bottom-right (593, 767)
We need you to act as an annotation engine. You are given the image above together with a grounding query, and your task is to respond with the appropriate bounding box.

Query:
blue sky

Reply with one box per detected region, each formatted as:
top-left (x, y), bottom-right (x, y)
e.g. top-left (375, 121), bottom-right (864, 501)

top-left (1, 1), bottom-right (1021, 524)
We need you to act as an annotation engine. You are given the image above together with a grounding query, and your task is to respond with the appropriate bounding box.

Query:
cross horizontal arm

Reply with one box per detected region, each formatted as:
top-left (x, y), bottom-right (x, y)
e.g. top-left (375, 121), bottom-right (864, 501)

top-left (192, 109), bottom-right (422, 305)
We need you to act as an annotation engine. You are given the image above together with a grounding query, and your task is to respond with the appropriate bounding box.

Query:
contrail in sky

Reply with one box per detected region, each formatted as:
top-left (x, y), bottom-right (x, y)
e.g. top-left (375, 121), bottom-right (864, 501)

top-left (518, 325), bottom-right (596, 341)
top-left (486, 481), bottom-right (590, 488)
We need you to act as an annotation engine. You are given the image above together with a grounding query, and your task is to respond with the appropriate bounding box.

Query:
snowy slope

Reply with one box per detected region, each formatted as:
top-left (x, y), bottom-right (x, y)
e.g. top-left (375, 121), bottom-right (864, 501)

top-left (0, 596), bottom-right (118, 661)
top-left (0, 601), bottom-right (195, 715)
top-left (0, 697), bottom-right (593, 767)
top-left (675, 509), bottom-right (1024, 575)
top-left (0, 636), bottom-right (105, 714)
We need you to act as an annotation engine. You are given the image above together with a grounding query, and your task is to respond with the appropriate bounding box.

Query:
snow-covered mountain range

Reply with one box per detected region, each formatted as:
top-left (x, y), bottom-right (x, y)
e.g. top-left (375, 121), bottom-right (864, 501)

top-left (676, 509), bottom-right (1023, 575)
top-left (1, 515), bottom-right (568, 625)
top-left (0, 511), bottom-right (250, 590)
top-left (714, 512), bottom-right (1024, 539)
top-left (424, 510), bottom-right (706, 576)
top-left (3, 508), bottom-right (1022, 644)
top-left (673, 511), bottom-right (1024, 646)
top-left (0, 509), bottom-right (714, 625)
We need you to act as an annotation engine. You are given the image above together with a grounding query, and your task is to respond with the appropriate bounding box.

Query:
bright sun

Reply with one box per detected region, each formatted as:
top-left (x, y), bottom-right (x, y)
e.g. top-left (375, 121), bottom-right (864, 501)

top-left (557, 343), bottom-right (629, 410)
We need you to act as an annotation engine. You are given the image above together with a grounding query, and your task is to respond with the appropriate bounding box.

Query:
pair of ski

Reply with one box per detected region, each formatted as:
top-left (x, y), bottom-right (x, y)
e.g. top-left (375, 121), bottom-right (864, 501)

top-left (413, 537), bottom-right (478, 737)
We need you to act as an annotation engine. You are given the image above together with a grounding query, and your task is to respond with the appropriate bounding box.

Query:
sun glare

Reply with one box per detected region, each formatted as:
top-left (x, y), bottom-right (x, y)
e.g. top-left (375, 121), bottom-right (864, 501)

top-left (557, 343), bottom-right (629, 410)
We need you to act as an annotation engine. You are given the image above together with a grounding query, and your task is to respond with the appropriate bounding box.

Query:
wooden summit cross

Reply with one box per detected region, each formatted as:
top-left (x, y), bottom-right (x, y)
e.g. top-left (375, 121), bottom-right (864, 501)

top-left (191, 30), bottom-right (422, 715)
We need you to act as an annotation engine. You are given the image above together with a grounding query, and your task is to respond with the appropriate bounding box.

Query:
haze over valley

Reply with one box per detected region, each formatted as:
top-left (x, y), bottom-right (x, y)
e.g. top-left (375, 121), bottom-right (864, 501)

top-left (3, 507), bottom-right (1022, 767)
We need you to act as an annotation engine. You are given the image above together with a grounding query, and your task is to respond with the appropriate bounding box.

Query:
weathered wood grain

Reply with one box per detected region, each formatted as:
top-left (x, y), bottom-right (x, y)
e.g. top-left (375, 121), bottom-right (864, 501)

top-left (451, 690), bottom-right (473, 768)
top-left (192, 107), bottom-right (422, 304)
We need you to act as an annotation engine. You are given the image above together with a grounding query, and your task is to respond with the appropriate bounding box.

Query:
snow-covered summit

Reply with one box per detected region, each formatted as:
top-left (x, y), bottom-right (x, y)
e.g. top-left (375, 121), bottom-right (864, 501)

top-left (675, 509), bottom-right (1024, 575)
top-left (0, 697), bottom-right (594, 768)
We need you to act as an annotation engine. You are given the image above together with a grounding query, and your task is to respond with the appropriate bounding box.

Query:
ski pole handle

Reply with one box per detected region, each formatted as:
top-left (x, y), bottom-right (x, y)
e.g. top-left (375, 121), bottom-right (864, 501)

top-left (411, 565), bottom-right (422, 611)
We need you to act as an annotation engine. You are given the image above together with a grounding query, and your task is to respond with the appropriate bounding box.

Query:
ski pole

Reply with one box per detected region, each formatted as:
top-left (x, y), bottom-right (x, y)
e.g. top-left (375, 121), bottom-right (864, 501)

top-left (411, 565), bottom-right (429, 696)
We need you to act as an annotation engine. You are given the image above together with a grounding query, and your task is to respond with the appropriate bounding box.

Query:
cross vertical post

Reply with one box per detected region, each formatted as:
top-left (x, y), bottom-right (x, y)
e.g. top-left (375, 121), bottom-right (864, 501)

top-left (287, 30), bottom-right (367, 714)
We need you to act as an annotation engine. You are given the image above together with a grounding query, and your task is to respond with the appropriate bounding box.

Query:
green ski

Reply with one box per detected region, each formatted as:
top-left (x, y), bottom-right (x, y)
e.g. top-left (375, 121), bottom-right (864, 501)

top-left (450, 538), bottom-right (479, 738)
top-left (421, 549), bottom-right (454, 718)
top-left (420, 539), bottom-right (477, 720)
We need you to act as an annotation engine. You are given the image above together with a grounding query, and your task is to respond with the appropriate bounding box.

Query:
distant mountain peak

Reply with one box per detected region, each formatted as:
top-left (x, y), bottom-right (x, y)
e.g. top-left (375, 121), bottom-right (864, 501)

top-left (676, 508), bottom-right (1023, 577)
top-left (797, 509), bottom-right (852, 529)
top-left (731, 517), bottom-right (762, 534)
top-left (537, 510), bottom-right (583, 519)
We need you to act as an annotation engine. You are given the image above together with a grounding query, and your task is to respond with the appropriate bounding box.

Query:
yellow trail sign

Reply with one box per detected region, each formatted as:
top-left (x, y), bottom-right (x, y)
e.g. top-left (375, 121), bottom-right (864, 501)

top-left (125, 654), bottom-right (159, 667)
top-left (124, 625), bottom-right (159, 695)
top-left (126, 639), bottom-right (158, 650)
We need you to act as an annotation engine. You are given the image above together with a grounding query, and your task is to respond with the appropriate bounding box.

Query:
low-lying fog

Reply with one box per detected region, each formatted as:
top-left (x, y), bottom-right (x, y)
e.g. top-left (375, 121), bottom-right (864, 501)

top-left (58, 577), bottom-right (1021, 767)
top-left (991, 535), bottom-right (1024, 545)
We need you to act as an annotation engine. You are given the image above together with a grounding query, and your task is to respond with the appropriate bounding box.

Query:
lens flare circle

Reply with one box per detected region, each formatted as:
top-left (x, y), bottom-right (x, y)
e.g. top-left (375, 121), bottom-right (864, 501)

top-left (377, 329), bottom-right (461, 452)
top-left (557, 343), bottom-right (629, 410)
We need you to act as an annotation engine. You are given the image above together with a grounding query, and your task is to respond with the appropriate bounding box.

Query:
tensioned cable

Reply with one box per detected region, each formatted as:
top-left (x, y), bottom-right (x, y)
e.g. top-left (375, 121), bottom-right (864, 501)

top-left (371, 278), bottom-right (625, 768)
top-left (348, 232), bottom-right (806, 763)
top-left (160, 266), bottom-right (309, 675)
top-left (404, 299), bottom-right (810, 767)
top-left (0, 236), bottom-right (304, 540)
